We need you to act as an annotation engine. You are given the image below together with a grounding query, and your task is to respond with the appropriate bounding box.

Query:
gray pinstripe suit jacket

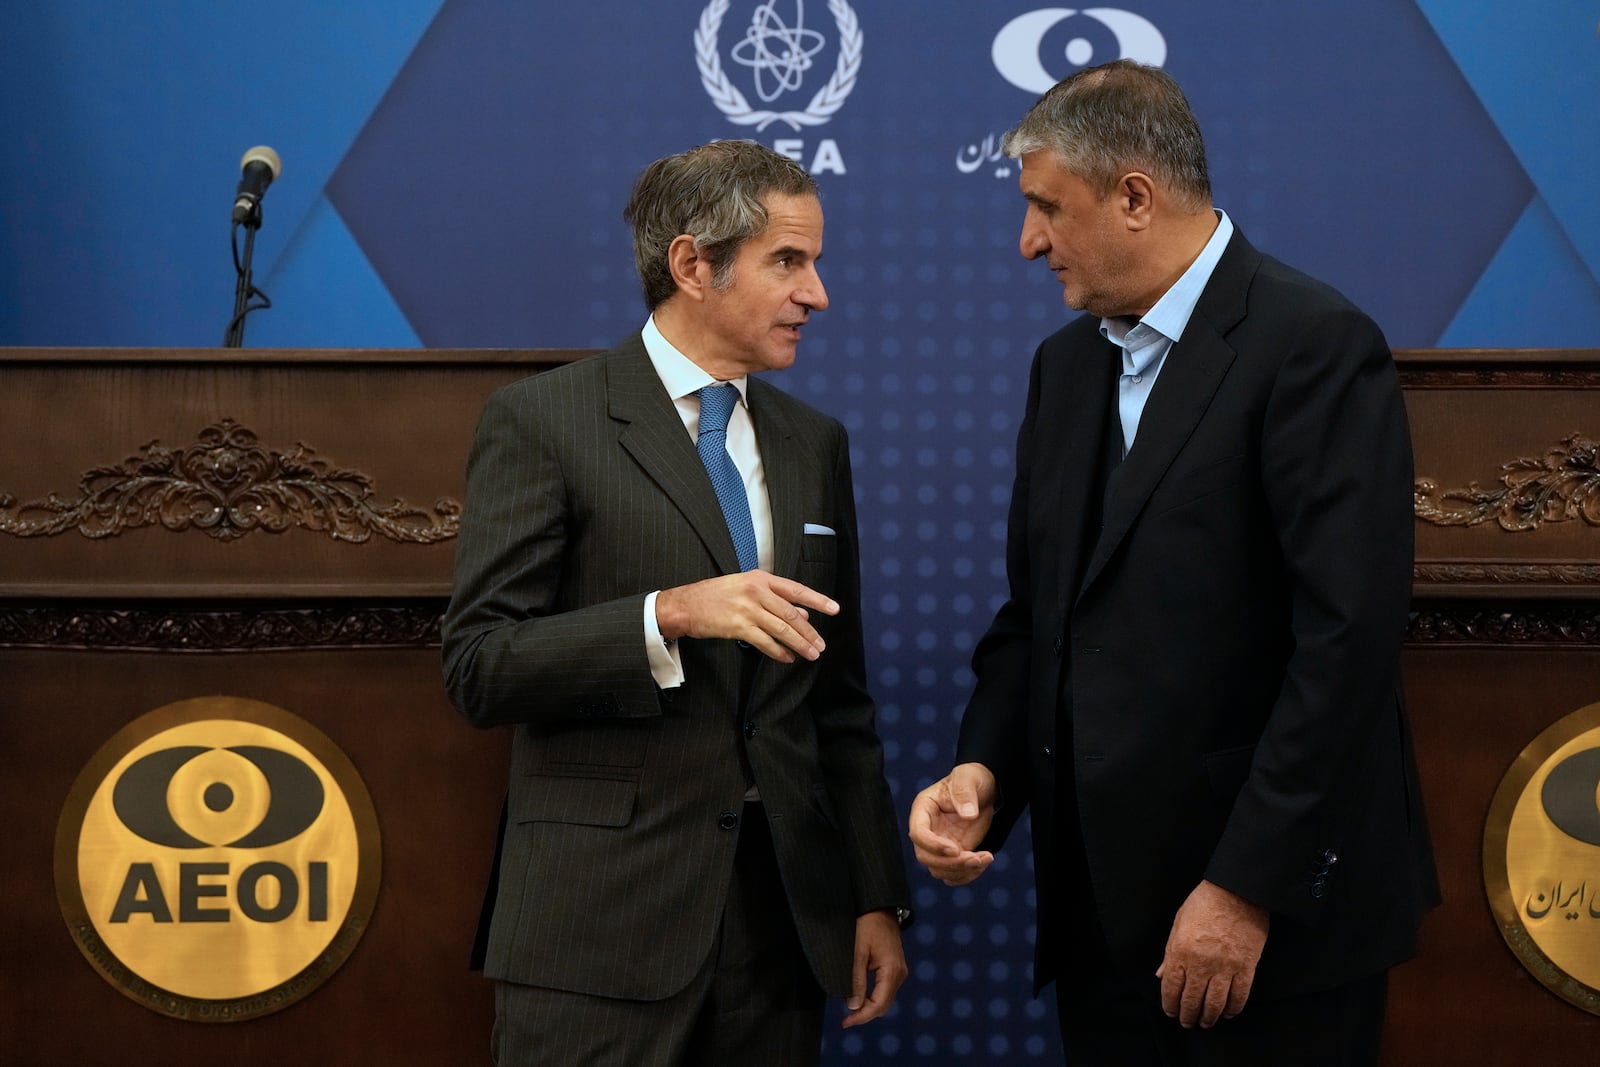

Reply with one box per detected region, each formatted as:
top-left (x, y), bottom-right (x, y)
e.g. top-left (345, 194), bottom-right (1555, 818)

top-left (442, 333), bottom-right (909, 1001)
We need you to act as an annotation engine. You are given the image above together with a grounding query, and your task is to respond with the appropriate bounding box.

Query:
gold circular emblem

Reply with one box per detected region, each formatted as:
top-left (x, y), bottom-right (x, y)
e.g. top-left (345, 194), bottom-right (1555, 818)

top-left (1484, 700), bottom-right (1600, 1015)
top-left (54, 696), bottom-right (381, 1021)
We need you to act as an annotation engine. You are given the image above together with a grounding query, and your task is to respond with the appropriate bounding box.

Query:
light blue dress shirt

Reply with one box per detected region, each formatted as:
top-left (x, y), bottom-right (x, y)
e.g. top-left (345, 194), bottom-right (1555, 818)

top-left (1100, 211), bottom-right (1235, 456)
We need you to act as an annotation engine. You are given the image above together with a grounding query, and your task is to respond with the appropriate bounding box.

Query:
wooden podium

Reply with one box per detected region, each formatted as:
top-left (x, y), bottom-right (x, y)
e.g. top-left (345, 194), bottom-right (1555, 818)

top-left (0, 348), bottom-right (580, 1064)
top-left (1388, 348), bottom-right (1600, 1060)
top-left (3, 346), bottom-right (1599, 1062)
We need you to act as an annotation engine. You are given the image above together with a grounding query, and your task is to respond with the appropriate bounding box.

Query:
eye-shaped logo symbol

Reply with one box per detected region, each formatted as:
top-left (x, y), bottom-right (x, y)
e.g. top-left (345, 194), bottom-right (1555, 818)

top-left (1541, 747), bottom-right (1600, 846)
top-left (991, 8), bottom-right (1167, 95)
top-left (1485, 702), bottom-right (1600, 1017)
top-left (113, 745), bottom-right (324, 849)
top-left (55, 696), bottom-right (380, 1022)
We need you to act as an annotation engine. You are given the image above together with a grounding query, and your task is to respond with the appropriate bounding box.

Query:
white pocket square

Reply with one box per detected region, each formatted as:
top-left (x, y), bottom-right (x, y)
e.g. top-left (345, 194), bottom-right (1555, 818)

top-left (803, 523), bottom-right (836, 536)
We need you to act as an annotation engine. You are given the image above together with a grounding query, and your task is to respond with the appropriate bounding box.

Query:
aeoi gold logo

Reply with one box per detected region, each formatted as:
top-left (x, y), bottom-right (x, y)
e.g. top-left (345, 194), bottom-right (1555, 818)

top-left (1485, 700), bottom-right (1600, 1015)
top-left (54, 696), bottom-right (381, 1022)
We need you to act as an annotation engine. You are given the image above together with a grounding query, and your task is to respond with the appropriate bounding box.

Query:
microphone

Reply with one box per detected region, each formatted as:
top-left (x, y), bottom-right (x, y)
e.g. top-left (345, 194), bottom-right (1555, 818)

top-left (232, 146), bottom-right (282, 225)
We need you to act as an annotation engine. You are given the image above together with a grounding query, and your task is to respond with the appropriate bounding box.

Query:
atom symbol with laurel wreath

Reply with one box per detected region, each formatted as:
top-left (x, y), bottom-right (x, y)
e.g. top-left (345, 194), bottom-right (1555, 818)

top-left (730, 1), bottom-right (827, 104)
top-left (696, 0), bottom-right (862, 132)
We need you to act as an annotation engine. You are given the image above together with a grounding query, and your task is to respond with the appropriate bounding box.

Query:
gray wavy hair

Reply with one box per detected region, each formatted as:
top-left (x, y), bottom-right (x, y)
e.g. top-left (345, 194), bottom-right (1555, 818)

top-left (1002, 60), bottom-right (1211, 212)
top-left (624, 141), bottom-right (818, 311)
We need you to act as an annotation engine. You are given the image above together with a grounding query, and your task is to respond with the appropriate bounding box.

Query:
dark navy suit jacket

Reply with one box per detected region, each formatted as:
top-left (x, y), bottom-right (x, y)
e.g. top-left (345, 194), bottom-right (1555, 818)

top-left (958, 230), bottom-right (1439, 997)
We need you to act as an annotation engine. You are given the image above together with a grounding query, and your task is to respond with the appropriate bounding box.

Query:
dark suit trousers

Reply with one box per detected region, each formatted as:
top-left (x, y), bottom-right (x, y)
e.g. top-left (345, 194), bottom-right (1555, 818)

top-left (491, 803), bottom-right (824, 1067)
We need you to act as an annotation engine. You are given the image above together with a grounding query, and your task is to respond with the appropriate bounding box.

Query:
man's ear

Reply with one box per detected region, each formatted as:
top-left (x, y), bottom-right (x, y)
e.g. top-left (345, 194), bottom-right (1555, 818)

top-left (1119, 172), bottom-right (1155, 232)
top-left (667, 234), bottom-right (710, 302)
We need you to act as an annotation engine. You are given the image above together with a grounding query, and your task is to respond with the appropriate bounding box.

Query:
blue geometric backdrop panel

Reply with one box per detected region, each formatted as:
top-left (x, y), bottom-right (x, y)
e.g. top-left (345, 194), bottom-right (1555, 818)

top-left (1417, 0), bottom-right (1600, 345)
top-left (0, 3), bottom-right (443, 346)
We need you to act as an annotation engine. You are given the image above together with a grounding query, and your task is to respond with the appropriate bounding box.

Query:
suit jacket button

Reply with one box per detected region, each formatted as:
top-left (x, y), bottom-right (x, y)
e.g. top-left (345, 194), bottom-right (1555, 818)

top-left (1043, 746), bottom-right (1054, 760)
top-left (718, 810), bottom-right (740, 831)
top-left (743, 721), bottom-right (757, 739)
top-left (1322, 849), bottom-right (1339, 866)
top-left (1311, 879), bottom-right (1328, 899)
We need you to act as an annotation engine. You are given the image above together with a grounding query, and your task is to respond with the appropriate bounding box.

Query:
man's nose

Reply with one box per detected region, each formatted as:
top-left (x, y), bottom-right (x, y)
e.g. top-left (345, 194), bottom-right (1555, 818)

top-left (1019, 218), bottom-right (1047, 260)
top-left (799, 268), bottom-right (828, 311)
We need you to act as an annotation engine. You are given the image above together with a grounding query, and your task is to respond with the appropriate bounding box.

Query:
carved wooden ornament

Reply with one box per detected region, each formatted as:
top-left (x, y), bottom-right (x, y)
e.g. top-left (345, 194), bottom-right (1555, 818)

top-left (0, 419), bottom-right (460, 543)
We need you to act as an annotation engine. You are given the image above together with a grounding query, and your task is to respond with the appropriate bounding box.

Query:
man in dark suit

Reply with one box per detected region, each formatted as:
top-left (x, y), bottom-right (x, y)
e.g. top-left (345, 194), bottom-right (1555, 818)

top-left (908, 61), bottom-right (1437, 1065)
top-left (443, 140), bottom-right (909, 1066)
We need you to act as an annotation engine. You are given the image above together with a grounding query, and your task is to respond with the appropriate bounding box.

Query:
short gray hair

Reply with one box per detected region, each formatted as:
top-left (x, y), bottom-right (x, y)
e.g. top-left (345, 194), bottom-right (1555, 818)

top-left (623, 141), bottom-right (818, 311)
top-left (1002, 60), bottom-right (1211, 211)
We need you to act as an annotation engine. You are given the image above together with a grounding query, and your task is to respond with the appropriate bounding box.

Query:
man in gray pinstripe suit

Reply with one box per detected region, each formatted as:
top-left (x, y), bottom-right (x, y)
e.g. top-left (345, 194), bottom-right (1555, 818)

top-left (443, 140), bottom-right (911, 1066)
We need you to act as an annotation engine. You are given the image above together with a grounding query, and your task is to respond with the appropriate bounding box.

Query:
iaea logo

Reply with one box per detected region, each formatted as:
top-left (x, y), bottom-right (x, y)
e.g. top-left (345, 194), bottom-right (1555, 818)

top-left (696, 0), bottom-right (861, 132)
top-left (992, 8), bottom-right (1167, 94)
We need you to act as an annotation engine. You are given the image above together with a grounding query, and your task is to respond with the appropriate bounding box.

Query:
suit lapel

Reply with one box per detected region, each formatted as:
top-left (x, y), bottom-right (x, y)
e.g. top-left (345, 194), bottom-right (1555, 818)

top-left (1051, 332), bottom-right (1121, 614)
top-left (744, 380), bottom-right (804, 713)
top-left (1078, 231), bottom-right (1258, 597)
top-left (748, 378), bottom-right (802, 579)
top-left (608, 335), bottom-right (743, 575)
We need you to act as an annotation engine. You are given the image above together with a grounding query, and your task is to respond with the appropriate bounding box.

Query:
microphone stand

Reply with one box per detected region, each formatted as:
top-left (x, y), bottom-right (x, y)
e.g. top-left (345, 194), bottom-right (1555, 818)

top-left (222, 199), bottom-right (271, 347)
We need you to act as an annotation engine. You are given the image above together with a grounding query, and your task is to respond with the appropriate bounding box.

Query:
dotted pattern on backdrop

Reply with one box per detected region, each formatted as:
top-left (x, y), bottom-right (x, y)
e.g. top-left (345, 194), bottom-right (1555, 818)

top-left (800, 184), bottom-right (1070, 1063)
top-left (574, 54), bottom-right (1075, 1066)
top-left (759, 71), bottom-right (1067, 1064)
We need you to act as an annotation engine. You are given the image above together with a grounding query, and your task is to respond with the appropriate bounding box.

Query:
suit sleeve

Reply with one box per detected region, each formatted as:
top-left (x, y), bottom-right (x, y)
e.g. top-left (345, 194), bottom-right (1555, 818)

top-left (441, 382), bottom-right (661, 728)
top-left (812, 424), bottom-right (913, 914)
top-left (955, 343), bottom-right (1044, 848)
top-left (1203, 306), bottom-right (1414, 921)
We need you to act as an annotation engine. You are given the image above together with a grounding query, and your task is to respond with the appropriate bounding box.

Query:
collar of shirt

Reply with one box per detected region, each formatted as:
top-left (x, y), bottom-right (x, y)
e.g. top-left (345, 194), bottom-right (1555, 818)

top-left (1099, 209), bottom-right (1235, 373)
top-left (641, 315), bottom-right (750, 410)
top-left (640, 313), bottom-right (774, 576)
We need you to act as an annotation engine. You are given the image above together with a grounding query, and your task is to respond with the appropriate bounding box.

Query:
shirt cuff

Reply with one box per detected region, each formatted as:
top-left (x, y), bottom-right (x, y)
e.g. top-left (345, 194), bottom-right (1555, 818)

top-left (644, 590), bottom-right (685, 689)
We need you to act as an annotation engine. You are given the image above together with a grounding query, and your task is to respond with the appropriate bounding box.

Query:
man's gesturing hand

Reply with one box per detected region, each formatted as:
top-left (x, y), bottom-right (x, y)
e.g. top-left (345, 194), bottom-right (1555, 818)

top-left (656, 570), bottom-right (838, 663)
top-left (1156, 879), bottom-right (1270, 1029)
top-left (907, 763), bottom-right (997, 886)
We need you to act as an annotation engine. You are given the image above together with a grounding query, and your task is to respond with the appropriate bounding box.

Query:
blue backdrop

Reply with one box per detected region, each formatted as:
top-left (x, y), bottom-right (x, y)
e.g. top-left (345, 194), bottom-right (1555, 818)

top-left (5, 2), bottom-right (1597, 1061)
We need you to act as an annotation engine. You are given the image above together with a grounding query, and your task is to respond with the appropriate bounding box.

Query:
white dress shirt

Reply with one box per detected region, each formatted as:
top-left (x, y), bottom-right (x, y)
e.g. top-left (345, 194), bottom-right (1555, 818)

top-left (639, 315), bottom-right (775, 689)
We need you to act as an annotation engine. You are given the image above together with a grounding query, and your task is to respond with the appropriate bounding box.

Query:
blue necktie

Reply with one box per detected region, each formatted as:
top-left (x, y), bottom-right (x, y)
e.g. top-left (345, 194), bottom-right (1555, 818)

top-left (695, 383), bottom-right (760, 572)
